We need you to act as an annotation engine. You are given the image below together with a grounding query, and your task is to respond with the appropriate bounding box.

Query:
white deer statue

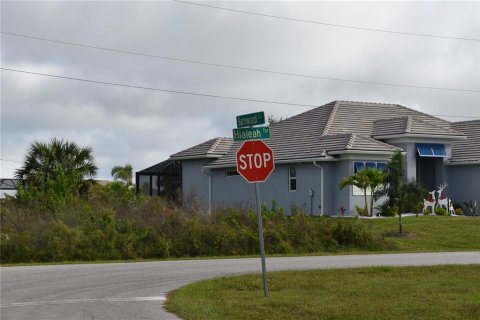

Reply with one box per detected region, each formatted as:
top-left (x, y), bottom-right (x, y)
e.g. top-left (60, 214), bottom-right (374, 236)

top-left (448, 199), bottom-right (455, 216)
top-left (423, 190), bottom-right (436, 214)
top-left (436, 182), bottom-right (449, 211)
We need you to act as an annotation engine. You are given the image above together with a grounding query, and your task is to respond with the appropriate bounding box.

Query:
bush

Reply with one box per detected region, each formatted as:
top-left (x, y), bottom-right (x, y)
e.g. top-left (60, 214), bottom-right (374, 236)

top-left (355, 205), bottom-right (369, 216)
top-left (375, 203), bottom-right (397, 217)
top-left (0, 188), bottom-right (389, 263)
top-left (435, 207), bottom-right (447, 216)
top-left (463, 201), bottom-right (480, 217)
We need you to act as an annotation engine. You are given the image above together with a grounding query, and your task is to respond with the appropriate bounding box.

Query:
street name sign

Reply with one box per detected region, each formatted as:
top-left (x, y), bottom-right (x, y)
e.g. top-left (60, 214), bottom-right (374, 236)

top-left (236, 140), bottom-right (275, 183)
top-left (236, 111), bottom-right (265, 128)
top-left (233, 127), bottom-right (270, 142)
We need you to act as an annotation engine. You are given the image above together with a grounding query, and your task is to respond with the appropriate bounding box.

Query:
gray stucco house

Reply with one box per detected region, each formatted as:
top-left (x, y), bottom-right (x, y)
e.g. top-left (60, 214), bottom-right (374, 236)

top-left (137, 101), bottom-right (480, 215)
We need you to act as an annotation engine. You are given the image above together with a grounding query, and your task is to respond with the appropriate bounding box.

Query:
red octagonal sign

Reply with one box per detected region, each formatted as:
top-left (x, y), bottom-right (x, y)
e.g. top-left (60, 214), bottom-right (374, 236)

top-left (236, 140), bottom-right (275, 183)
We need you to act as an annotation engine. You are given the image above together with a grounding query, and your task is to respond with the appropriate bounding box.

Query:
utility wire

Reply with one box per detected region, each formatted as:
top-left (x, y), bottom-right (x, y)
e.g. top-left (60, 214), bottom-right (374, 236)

top-left (0, 67), bottom-right (315, 107)
top-left (174, 0), bottom-right (480, 42)
top-left (2, 67), bottom-right (478, 119)
top-left (2, 31), bottom-right (479, 93)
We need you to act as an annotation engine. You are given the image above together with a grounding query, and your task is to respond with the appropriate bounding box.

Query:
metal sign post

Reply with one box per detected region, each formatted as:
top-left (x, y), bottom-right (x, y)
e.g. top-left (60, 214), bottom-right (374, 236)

top-left (255, 182), bottom-right (268, 297)
top-left (234, 111), bottom-right (273, 298)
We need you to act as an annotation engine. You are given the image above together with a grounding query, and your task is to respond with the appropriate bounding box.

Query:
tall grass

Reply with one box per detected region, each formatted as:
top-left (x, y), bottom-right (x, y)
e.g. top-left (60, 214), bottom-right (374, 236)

top-left (0, 184), bottom-right (384, 263)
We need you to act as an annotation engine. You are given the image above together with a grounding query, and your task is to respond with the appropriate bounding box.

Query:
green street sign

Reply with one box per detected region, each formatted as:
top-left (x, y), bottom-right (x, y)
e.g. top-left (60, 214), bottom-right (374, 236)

top-left (236, 112), bottom-right (265, 128)
top-left (233, 127), bottom-right (270, 142)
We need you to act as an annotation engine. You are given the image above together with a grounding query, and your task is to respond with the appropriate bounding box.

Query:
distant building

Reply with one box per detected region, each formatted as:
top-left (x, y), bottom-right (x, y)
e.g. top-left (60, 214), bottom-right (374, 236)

top-left (137, 101), bottom-right (480, 215)
top-left (0, 159), bottom-right (22, 198)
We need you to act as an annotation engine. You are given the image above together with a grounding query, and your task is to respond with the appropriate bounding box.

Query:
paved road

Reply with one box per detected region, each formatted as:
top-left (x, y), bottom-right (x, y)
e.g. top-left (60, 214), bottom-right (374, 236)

top-left (1, 252), bottom-right (479, 320)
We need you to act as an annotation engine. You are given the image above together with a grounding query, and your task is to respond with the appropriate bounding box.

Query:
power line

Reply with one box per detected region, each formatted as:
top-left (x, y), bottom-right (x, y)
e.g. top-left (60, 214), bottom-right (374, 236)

top-left (2, 67), bottom-right (478, 119)
top-left (174, 0), bottom-right (480, 42)
top-left (2, 31), bottom-right (479, 93)
top-left (0, 67), bottom-right (314, 107)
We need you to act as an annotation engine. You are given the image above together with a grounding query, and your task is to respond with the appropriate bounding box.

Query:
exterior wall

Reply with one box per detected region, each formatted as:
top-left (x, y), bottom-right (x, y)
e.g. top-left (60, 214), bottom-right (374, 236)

top-left (181, 159), bottom-right (211, 207)
top-left (446, 164), bottom-right (480, 203)
top-left (210, 162), bottom-right (332, 215)
top-left (333, 160), bottom-right (353, 215)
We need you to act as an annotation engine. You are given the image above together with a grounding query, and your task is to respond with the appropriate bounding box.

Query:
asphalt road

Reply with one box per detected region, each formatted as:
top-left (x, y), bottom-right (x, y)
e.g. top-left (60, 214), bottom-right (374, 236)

top-left (1, 252), bottom-right (479, 320)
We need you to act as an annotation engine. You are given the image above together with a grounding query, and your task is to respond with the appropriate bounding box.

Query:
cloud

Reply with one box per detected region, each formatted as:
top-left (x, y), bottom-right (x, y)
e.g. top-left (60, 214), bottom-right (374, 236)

top-left (1, 1), bottom-right (479, 179)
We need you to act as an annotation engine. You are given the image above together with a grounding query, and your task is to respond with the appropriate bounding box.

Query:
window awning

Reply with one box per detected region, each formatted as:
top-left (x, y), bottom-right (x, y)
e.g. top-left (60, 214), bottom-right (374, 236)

top-left (416, 143), bottom-right (447, 157)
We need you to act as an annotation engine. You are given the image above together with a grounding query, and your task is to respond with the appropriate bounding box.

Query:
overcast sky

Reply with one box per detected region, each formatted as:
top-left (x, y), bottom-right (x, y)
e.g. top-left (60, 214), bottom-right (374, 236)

top-left (1, 1), bottom-right (479, 180)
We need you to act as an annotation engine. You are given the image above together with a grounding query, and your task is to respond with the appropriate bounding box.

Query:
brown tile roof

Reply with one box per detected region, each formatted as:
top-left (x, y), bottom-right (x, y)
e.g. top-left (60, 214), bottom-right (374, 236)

top-left (450, 120), bottom-right (480, 164)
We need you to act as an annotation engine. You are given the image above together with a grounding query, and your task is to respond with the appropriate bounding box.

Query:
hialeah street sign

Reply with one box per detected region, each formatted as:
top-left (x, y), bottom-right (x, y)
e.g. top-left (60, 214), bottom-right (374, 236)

top-left (236, 111), bottom-right (265, 128)
top-left (233, 127), bottom-right (270, 142)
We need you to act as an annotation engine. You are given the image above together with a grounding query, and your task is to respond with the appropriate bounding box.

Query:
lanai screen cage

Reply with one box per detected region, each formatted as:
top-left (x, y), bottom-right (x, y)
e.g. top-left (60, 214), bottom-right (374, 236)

top-left (135, 160), bottom-right (182, 202)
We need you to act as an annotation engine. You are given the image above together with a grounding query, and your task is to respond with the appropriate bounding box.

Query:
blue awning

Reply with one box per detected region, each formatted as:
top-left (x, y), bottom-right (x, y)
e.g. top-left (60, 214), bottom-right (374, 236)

top-left (416, 143), bottom-right (447, 157)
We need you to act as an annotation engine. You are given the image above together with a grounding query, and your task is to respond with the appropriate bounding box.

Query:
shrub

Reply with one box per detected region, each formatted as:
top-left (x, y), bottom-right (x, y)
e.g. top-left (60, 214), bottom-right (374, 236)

top-left (1, 188), bottom-right (390, 263)
top-left (42, 220), bottom-right (82, 261)
top-left (435, 207), bottom-right (447, 216)
top-left (375, 203), bottom-right (396, 217)
top-left (0, 232), bottom-right (36, 263)
top-left (462, 201), bottom-right (480, 217)
top-left (355, 205), bottom-right (369, 216)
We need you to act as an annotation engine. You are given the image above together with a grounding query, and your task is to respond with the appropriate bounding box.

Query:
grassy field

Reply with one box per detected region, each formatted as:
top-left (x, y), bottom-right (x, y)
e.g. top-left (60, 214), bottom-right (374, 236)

top-left (166, 264), bottom-right (480, 320)
top-left (359, 215), bottom-right (480, 252)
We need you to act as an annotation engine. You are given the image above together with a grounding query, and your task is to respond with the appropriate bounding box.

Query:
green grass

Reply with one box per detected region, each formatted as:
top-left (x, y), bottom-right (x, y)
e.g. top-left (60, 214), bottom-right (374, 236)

top-left (359, 215), bottom-right (480, 252)
top-left (166, 265), bottom-right (480, 320)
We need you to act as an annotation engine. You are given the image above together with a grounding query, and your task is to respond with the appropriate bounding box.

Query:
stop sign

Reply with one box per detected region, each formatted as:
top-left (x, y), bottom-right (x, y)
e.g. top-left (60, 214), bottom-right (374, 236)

top-left (236, 140), bottom-right (275, 183)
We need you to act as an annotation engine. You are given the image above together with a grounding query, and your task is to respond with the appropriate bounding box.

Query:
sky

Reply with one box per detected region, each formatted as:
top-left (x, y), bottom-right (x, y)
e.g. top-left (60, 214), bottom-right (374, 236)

top-left (1, 1), bottom-right (479, 180)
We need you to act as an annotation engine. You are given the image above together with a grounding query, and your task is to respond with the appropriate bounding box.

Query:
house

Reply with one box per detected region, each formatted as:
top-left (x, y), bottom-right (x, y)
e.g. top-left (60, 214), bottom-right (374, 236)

top-left (137, 101), bottom-right (480, 215)
top-left (0, 159), bottom-right (22, 198)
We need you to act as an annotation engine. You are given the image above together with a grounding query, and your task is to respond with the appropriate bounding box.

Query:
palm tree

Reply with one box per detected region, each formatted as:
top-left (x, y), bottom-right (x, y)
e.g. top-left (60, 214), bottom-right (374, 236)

top-left (340, 167), bottom-right (385, 216)
top-left (15, 138), bottom-right (97, 191)
top-left (364, 168), bottom-right (386, 216)
top-left (339, 169), bottom-right (370, 215)
top-left (111, 163), bottom-right (133, 186)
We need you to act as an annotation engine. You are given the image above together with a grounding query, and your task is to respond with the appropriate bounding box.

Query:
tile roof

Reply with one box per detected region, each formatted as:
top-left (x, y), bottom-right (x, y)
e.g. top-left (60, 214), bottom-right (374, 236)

top-left (372, 116), bottom-right (463, 137)
top-left (170, 138), bottom-right (233, 159)
top-left (170, 100), bottom-right (471, 167)
top-left (207, 133), bottom-right (400, 167)
top-left (449, 120), bottom-right (480, 164)
top-left (324, 101), bottom-right (456, 136)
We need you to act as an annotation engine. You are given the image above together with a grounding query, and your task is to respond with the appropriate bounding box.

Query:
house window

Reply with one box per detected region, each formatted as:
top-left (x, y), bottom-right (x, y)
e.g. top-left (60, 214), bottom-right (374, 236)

top-left (289, 166), bottom-right (297, 191)
top-left (353, 161), bottom-right (387, 173)
top-left (226, 169), bottom-right (239, 177)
